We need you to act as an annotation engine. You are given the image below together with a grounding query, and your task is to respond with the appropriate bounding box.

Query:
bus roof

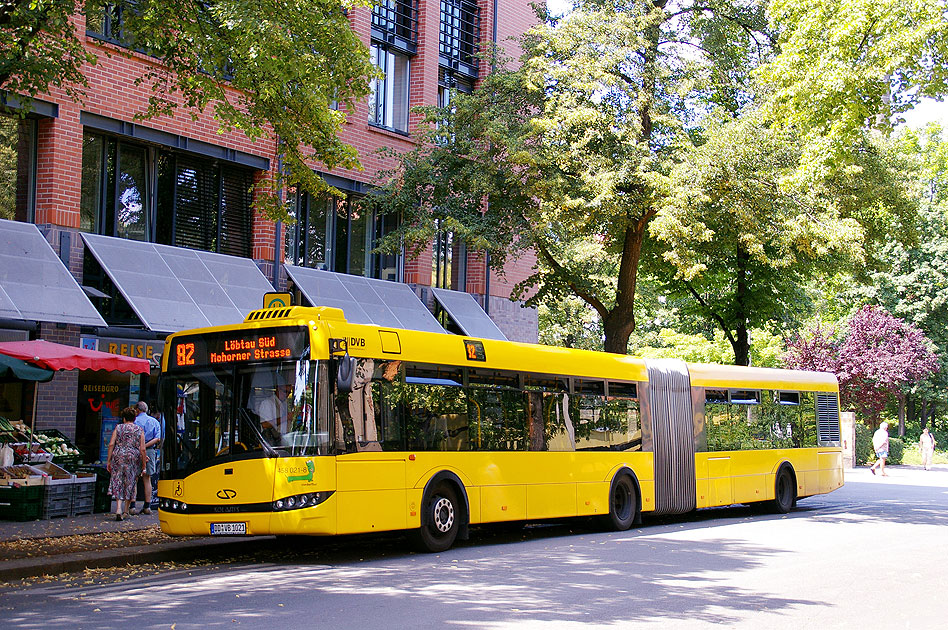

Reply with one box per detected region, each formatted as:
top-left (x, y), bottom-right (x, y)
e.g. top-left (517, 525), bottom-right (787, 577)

top-left (163, 305), bottom-right (838, 392)
top-left (686, 362), bottom-right (838, 392)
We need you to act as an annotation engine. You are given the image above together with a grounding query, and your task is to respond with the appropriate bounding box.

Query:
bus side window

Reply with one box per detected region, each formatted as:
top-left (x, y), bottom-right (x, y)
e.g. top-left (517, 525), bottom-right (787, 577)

top-left (799, 392), bottom-right (818, 447)
top-left (544, 392), bottom-right (575, 452)
top-left (334, 358), bottom-right (383, 453)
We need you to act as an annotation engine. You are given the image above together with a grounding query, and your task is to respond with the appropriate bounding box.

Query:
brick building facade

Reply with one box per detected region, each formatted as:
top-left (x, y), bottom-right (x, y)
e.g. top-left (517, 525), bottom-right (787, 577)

top-left (0, 0), bottom-right (539, 456)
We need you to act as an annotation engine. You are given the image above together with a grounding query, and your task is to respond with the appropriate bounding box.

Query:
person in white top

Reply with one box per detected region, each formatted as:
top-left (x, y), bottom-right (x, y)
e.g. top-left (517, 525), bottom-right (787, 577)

top-left (919, 427), bottom-right (937, 471)
top-left (869, 422), bottom-right (890, 477)
top-left (254, 383), bottom-right (292, 444)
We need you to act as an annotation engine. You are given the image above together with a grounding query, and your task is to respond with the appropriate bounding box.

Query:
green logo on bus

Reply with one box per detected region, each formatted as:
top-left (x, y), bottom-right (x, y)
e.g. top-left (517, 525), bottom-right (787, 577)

top-left (286, 460), bottom-right (315, 483)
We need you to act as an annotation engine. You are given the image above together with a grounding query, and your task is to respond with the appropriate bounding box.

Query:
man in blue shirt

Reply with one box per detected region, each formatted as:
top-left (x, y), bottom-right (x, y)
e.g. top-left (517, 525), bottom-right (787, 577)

top-left (133, 401), bottom-right (161, 515)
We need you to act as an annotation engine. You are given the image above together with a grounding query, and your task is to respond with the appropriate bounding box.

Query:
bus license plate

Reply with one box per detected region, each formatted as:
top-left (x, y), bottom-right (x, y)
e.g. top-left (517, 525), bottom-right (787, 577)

top-left (210, 522), bottom-right (246, 535)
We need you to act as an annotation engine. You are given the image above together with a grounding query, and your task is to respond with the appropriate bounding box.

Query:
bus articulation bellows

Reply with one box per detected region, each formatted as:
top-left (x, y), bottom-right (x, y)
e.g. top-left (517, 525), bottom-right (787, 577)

top-left (157, 305), bottom-right (843, 552)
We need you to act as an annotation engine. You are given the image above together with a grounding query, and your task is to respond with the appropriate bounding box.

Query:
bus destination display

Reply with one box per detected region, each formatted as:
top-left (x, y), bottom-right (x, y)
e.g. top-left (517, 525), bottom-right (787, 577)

top-left (169, 328), bottom-right (309, 370)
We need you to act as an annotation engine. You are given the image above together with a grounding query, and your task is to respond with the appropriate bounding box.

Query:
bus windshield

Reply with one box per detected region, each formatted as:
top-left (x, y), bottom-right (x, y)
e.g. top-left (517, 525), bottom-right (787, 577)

top-left (159, 360), bottom-right (330, 475)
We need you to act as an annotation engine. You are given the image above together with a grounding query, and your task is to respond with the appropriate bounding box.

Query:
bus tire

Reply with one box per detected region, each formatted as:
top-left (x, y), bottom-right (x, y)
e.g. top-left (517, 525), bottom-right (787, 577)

top-left (412, 482), bottom-right (460, 553)
top-left (771, 465), bottom-right (795, 514)
top-left (601, 473), bottom-right (637, 531)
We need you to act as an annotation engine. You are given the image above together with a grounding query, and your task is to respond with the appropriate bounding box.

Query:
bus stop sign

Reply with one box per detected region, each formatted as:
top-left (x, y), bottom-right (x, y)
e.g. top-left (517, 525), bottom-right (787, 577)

top-left (263, 292), bottom-right (293, 309)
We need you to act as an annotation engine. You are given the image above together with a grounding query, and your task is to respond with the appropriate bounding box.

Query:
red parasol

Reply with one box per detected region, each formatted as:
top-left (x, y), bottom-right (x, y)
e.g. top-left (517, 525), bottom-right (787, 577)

top-left (0, 339), bottom-right (150, 374)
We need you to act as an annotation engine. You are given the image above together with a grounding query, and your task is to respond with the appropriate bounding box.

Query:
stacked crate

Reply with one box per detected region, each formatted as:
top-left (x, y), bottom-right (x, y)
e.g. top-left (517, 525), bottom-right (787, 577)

top-left (0, 469), bottom-right (45, 521)
top-left (72, 473), bottom-right (96, 516)
top-left (75, 465), bottom-right (111, 513)
top-left (34, 462), bottom-right (74, 519)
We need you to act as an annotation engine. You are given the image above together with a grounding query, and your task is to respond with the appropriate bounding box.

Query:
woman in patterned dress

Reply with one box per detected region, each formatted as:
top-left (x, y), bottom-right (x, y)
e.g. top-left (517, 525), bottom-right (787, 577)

top-left (107, 407), bottom-right (147, 520)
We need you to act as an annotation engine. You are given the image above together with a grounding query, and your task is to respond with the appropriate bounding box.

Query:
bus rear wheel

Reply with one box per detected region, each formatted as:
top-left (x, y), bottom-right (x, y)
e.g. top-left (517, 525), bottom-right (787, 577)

top-left (412, 482), bottom-right (460, 553)
top-left (771, 466), bottom-right (795, 514)
top-left (601, 474), bottom-right (637, 531)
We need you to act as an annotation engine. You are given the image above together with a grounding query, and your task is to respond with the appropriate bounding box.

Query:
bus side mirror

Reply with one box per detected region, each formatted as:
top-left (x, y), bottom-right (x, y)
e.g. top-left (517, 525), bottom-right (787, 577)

top-left (336, 354), bottom-right (355, 394)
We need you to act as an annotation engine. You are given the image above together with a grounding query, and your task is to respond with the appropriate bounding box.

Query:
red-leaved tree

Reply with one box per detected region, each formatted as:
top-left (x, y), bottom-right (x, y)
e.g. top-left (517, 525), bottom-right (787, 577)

top-left (785, 306), bottom-right (939, 431)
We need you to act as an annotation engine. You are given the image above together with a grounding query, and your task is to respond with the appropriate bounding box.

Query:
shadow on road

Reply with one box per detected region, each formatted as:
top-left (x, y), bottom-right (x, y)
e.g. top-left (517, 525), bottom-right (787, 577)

top-left (11, 468), bottom-right (948, 628)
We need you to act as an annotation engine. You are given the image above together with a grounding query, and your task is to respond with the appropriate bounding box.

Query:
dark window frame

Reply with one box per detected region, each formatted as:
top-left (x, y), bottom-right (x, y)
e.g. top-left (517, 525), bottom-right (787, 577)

top-left (80, 129), bottom-right (255, 257)
top-left (371, 0), bottom-right (419, 54)
top-left (368, 44), bottom-right (411, 134)
top-left (285, 188), bottom-right (402, 281)
top-left (439, 0), bottom-right (480, 79)
top-left (0, 113), bottom-right (37, 223)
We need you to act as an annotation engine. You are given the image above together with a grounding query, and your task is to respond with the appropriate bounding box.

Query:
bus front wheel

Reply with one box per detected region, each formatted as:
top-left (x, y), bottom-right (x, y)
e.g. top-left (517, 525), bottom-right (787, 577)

top-left (601, 474), bottom-right (637, 531)
top-left (771, 466), bottom-right (795, 514)
top-left (412, 482), bottom-right (460, 553)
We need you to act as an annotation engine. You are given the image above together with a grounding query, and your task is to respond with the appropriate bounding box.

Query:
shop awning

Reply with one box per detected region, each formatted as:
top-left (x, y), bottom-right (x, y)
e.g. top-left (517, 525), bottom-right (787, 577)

top-left (0, 219), bottom-right (107, 327)
top-left (0, 339), bottom-right (150, 374)
top-left (81, 234), bottom-right (275, 333)
top-left (431, 288), bottom-right (508, 341)
top-left (0, 352), bottom-right (55, 382)
top-left (284, 265), bottom-right (447, 334)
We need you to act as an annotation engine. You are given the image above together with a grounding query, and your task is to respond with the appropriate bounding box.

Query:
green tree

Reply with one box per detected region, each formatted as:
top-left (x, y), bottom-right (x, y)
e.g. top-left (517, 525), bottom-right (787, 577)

top-left (538, 296), bottom-right (603, 351)
top-left (651, 115), bottom-right (916, 365)
top-left (854, 127), bottom-right (948, 430)
top-left (0, 0), bottom-right (379, 214)
top-left (758, 0), bottom-right (948, 174)
top-left (367, 0), bottom-right (775, 354)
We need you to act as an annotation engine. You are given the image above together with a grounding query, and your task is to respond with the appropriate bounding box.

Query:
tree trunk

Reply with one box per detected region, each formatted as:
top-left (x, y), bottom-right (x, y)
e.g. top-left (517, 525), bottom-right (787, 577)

top-left (727, 247), bottom-right (750, 366)
top-left (907, 395), bottom-right (917, 428)
top-left (734, 323), bottom-right (750, 367)
top-left (600, 224), bottom-right (646, 354)
top-left (898, 393), bottom-right (906, 437)
top-left (603, 314), bottom-right (636, 354)
top-left (921, 399), bottom-right (929, 430)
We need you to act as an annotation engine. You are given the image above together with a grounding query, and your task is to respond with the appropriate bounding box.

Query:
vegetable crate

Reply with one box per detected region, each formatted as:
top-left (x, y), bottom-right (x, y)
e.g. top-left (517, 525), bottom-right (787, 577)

top-left (34, 429), bottom-right (84, 469)
top-left (0, 483), bottom-right (44, 522)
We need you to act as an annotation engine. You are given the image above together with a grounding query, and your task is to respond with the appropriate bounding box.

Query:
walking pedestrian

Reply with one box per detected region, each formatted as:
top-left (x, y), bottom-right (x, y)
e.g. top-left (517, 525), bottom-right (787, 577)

top-left (920, 427), bottom-right (937, 471)
top-left (132, 401), bottom-right (161, 515)
top-left (106, 407), bottom-right (146, 520)
top-left (869, 421), bottom-right (890, 477)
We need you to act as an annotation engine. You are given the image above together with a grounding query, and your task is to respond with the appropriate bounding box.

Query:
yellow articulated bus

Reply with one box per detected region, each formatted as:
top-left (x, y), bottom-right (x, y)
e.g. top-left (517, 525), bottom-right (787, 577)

top-left (156, 305), bottom-right (843, 552)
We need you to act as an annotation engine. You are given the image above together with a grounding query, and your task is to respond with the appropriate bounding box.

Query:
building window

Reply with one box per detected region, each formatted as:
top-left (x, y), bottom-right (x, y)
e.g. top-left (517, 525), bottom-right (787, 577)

top-left (439, 0), bottom-right (480, 78)
top-left (437, 69), bottom-right (473, 110)
top-left (86, 3), bottom-right (135, 47)
top-left (0, 114), bottom-right (36, 223)
top-left (432, 218), bottom-right (466, 290)
top-left (372, 0), bottom-right (418, 49)
top-left (286, 190), bottom-right (400, 280)
top-left (155, 153), bottom-right (253, 258)
top-left (369, 45), bottom-right (410, 133)
top-left (80, 134), bottom-right (150, 241)
top-left (80, 130), bottom-right (254, 256)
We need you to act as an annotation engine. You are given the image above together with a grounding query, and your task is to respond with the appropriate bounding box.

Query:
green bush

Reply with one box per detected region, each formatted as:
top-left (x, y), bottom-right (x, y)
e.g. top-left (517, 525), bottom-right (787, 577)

top-left (855, 423), bottom-right (873, 465)
top-left (889, 437), bottom-right (904, 465)
top-left (855, 423), bottom-right (904, 465)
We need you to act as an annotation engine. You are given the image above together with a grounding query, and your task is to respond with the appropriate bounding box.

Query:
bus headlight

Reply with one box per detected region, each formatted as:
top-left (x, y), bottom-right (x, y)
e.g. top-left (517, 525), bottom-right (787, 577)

top-left (272, 491), bottom-right (332, 511)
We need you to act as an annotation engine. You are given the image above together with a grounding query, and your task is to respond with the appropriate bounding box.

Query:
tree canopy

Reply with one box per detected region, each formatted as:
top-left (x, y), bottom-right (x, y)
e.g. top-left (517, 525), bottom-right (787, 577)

top-left (366, 0), bottom-right (776, 353)
top-left (0, 0), bottom-right (379, 213)
top-left (651, 115), bottom-right (917, 364)
top-left (759, 0), bottom-right (948, 140)
top-left (785, 306), bottom-right (938, 429)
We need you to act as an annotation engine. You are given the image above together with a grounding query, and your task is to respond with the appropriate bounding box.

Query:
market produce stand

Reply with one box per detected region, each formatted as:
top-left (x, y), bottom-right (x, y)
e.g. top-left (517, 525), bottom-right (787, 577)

top-left (0, 339), bottom-right (150, 521)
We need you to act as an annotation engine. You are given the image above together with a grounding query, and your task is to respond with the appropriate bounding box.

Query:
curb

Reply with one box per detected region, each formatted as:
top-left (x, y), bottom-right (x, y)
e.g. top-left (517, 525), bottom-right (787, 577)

top-left (0, 535), bottom-right (275, 582)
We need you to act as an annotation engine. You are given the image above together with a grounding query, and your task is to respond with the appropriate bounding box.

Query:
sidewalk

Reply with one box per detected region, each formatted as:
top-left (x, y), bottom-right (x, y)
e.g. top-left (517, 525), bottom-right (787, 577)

top-left (0, 507), bottom-right (271, 583)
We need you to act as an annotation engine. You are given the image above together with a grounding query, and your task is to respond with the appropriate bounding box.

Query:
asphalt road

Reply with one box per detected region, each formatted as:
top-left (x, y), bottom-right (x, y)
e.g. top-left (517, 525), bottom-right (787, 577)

top-left (3, 466), bottom-right (947, 629)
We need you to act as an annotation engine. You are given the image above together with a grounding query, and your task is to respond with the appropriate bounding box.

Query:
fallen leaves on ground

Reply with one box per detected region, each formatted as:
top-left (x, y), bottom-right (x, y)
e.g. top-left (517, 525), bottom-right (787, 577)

top-left (0, 525), bottom-right (195, 560)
